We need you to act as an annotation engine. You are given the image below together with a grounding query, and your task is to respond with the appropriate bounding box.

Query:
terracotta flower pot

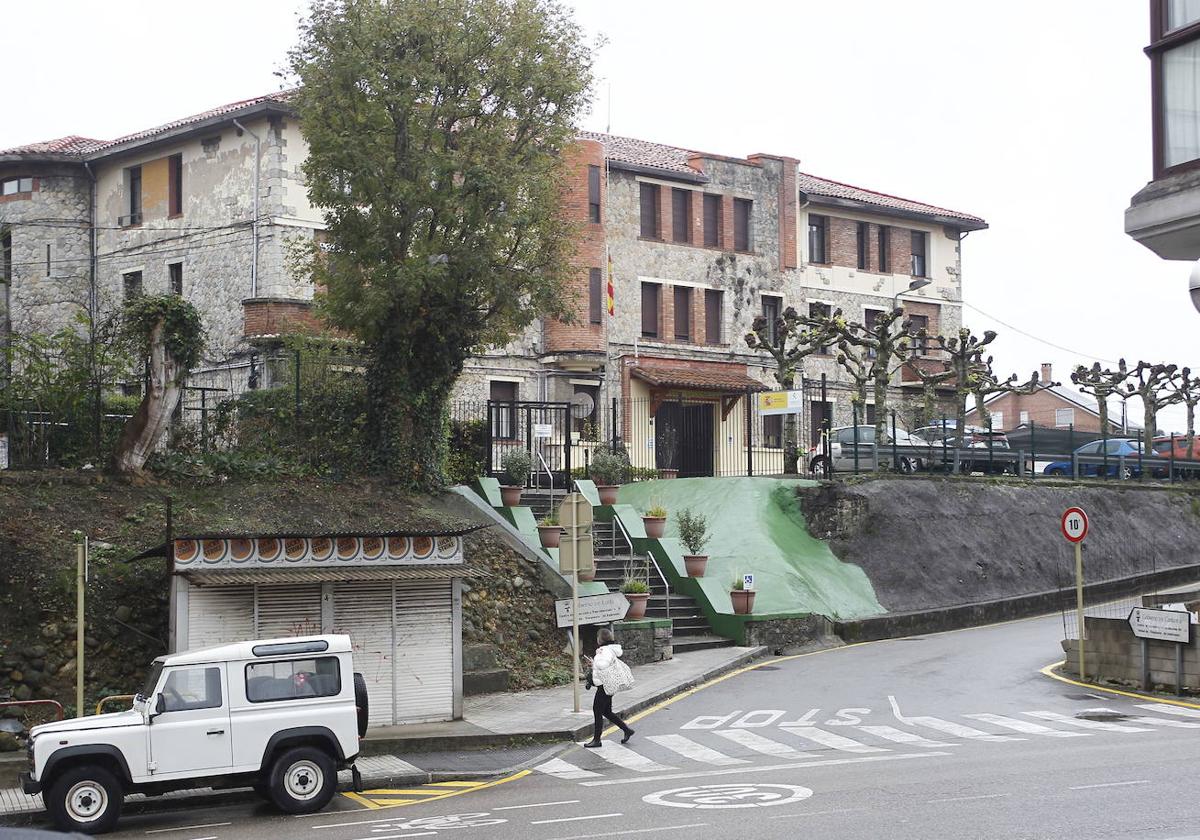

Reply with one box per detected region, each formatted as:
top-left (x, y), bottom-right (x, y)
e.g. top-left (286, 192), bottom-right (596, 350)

top-left (624, 592), bottom-right (649, 620)
top-left (597, 485), bottom-right (620, 505)
top-left (578, 566), bottom-right (595, 582)
top-left (538, 526), bottom-right (562, 549)
top-left (658, 468), bottom-right (679, 480)
top-left (730, 589), bottom-right (756, 615)
top-left (683, 554), bottom-right (708, 578)
top-left (500, 485), bottom-right (523, 507)
top-left (642, 516), bottom-right (666, 539)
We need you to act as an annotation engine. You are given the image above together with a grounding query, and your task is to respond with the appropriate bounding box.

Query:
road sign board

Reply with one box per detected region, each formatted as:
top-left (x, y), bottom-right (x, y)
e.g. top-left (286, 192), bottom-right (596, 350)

top-left (533, 423), bottom-right (553, 439)
top-left (558, 530), bottom-right (594, 574)
top-left (1128, 607), bottom-right (1192, 643)
top-left (757, 390), bottom-right (804, 416)
top-left (742, 574), bottom-right (755, 591)
top-left (558, 493), bottom-right (593, 530)
top-left (1061, 507), bottom-right (1089, 542)
top-left (555, 592), bottom-right (629, 628)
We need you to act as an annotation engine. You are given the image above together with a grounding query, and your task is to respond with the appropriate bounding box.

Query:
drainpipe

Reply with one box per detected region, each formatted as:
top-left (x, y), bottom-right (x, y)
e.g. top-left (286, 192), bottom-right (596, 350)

top-left (232, 119), bottom-right (260, 298)
top-left (82, 161), bottom-right (100, 459)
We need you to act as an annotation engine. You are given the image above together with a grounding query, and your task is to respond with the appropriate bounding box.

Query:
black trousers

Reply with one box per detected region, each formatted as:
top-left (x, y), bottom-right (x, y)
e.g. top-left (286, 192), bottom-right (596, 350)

top-left (592, 686), bottom-right (630, 741)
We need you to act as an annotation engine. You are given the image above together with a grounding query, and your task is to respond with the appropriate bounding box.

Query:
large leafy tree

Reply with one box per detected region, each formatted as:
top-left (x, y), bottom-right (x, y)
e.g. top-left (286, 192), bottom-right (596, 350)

top-left (289, 0), bottom-right (593, 489)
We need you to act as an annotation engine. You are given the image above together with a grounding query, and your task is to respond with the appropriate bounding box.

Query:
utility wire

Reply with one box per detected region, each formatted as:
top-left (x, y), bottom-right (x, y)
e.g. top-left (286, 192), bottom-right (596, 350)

top-left (961, 300), bottom-right (1121, 365)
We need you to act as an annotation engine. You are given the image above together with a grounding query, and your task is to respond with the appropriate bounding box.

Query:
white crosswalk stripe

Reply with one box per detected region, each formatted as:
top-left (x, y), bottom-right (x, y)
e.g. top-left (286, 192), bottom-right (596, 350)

top-left (903, 716), bottom-right (1024, 743)
top-left (647, 734), bottom-right (748, 766)
top-left (1024, 711), bottom-right (1153, 733)
top-left (1136, 703), bottom-right (1200, 719)
top-left (857, 724), bottom-right (956, 748)
top-left (713, 728), bottom-right (819, 759)
top-left (964, 713), bottom-right (1090, 737)
top-left (591, 741), bottom-right (676, 772)
top-left (535, 758), bottom-right (602, 779)
top-left (1090, 708), bottom-right (1200, 729)
top-left (781, 726), bottom-right (889, 753)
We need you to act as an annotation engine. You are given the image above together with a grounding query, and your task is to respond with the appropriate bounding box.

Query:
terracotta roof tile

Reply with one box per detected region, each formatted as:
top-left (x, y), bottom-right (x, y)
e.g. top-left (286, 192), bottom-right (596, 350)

top-left (797, 171), bottom-right (984, 224)
top-left (578, 131), bottom-right (698, 176)
top-left (0, 135), bottom-right (107, 156)
top-left (631, 364), bottom-right (767, 393)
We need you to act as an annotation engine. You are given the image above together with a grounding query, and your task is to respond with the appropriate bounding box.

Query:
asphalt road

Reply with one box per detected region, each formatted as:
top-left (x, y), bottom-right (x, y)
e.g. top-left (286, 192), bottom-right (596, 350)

top-left (96, 613), bottom-right (1200, 840)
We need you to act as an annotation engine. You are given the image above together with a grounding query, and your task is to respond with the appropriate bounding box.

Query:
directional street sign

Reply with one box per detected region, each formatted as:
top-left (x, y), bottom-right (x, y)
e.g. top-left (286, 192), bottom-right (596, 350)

top-left (559, 492), bottom-right (593, 530)
top-left (1128, 607), bottom-right (1192, 643)
top-left (558, 534), bottom-right (594, 575)
top-left (1061, 507), bottom-right (1089, 543)
top-left (555, 592), bottom-right (629, 628)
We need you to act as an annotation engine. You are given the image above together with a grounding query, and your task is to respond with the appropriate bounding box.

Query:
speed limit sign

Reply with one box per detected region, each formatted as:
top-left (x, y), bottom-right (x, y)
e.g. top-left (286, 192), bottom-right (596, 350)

top-left (1061, 507), bottom-right (1088, 543)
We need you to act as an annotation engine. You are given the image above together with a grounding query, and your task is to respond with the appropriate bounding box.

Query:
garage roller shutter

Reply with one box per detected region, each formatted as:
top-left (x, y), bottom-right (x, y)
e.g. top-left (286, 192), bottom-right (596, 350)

top-left (188, 585), bottom-right (254, 649)
top-left (332, 582), bottom-right (395, 727)
top-left (394, 580), bottom-right (454, 724)
top-left (255, 584), bottom-right (322, 639)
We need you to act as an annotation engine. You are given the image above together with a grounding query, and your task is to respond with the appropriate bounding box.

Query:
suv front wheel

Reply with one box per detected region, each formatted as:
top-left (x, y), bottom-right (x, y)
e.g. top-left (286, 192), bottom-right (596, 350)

top-left (268, 746), bottom-right (336, 814)
top-left (47, 763), bottom-right (123, 834)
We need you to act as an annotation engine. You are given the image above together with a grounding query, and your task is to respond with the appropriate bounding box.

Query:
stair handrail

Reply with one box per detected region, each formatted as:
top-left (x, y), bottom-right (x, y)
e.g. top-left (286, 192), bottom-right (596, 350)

top-left (645, 550), bottom-right (671, 624)
top-left (611, 511), bottom-right (636, 558)
top-left (535, 448), bottom-right (556, 512)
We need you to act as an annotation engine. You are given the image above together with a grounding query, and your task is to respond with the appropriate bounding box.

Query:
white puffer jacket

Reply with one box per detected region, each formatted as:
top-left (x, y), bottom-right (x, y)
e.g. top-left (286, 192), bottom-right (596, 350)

top-left (591, 643), bottom-right (624, 692)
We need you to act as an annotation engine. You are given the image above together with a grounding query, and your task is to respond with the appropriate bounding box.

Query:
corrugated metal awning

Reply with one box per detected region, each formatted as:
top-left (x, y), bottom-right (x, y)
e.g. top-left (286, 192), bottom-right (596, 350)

top-left (184, 566), bottom-right (487, 586)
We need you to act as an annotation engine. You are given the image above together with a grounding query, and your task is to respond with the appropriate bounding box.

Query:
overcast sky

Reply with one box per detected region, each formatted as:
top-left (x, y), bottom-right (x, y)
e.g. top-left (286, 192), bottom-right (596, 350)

top-left (3, 0), bottom-right (1192, 431)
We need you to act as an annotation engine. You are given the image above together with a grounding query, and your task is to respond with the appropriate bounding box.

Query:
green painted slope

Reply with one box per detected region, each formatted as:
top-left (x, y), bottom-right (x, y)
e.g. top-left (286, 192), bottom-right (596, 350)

top-left (618, 477), bottom-right (884, 619)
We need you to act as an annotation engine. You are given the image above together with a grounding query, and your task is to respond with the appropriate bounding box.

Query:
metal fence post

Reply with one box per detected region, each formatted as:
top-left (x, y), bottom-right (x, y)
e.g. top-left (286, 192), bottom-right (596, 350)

top-left (941, 414), bottom-right (948, 473)
top-left (891, 410), bottom-right (899, 472)
top-left (200, 389), bottom-right (208, 453)
top-left (853, 403), bottom-right (860, 475)
top-left (485, 401), bottom-right (494, 478)
top-left (745, 388), bottom-right (754, 477)
top-left (820, 373), bottom-right (831, 479)
top-left (1170, 432), bottom-right (1177, 483)
top-left (1030, 423), bottom-right (1036, 479)
top-left (1070, 423), bottom-right (1078, 479)
top-left (611, 397), bottom-right (618, 453)
top-left (1102, 423), bottom-right (1109, 479)
top-left (1138, 429), bottom-right (1144, 480)
top-left (293, 348), bottom-right (302, 444)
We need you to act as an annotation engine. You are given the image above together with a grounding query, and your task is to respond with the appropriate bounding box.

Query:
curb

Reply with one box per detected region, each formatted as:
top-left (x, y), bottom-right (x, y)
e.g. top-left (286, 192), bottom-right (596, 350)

top-left (1039, 659), bottom-right (1200, 709)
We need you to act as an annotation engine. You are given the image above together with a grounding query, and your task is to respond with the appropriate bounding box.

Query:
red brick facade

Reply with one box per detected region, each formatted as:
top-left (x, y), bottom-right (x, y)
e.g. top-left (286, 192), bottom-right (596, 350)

top-left (544, 139), bottom-right (607, 354)
top-left (966, 389), bottom-right (1111, 433)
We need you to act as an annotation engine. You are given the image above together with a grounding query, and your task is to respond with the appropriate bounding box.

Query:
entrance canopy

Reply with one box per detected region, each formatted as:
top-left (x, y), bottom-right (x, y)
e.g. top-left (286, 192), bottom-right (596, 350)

top-left (631, 364), bottom-right (768, 393)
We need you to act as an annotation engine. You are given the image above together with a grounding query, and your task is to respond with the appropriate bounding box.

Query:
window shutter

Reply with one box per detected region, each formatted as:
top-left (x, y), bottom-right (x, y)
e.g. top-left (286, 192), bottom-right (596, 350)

top-left (703, 194), bottom-right (721, 247)
top-left (640, 184), bottom-right (659, 239)
top-left (589, 268), bottom-right (602, 324)
top-left (641, 283), bottom-right (659, 337)
top-left (672, 189), bottom-right (690, 243)
top-left (705, 290), bottom-right (723, 344)
top-left (673, 286), bottom-right (691, 340)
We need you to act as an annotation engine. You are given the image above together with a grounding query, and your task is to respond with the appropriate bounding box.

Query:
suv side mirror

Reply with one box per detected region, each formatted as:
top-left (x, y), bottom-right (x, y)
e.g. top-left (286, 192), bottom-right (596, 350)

top-left (153, 694), bottom-right (166, 717)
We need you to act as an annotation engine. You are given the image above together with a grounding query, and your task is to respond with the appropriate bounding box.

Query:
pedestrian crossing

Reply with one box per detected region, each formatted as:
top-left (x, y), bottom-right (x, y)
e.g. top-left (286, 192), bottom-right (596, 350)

top-left (533, 705), bottom-right (1200, 782)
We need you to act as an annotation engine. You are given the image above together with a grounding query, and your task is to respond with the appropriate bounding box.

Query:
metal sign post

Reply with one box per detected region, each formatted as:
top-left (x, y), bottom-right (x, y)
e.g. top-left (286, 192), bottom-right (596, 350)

top-left (1061, 507), bottom-right (1089, 680)
top-left (559, 493), bottom-right (593, 715)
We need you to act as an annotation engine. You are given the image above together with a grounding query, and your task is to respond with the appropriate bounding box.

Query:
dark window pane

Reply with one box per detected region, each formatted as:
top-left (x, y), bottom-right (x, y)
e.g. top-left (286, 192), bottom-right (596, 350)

top-left (162, 666), bottom-right (223, 711)
top-left (169, 154), bottom-right (183, 216)
top-left (705, 289), bottom-right (723, 344)
top-left (640, 183), bottom-right (660, 239)
top-left (734, 198), bottom-right (752, 251)
top-left (857, 221), bottom-right (869, 270)
top-left (490, 381), bottom-right (518, 439)
top-left (762, 295), bottom-right (780, 344)
top-left (910, 230), bottom-right (927, 277)
top-left (128, 166), bottom-right (142, 221)
top-left (673, 286), bottom-right (691, 340)
top-left (589, 267), bottom-right (602, 324)
top-left (808, 215), bottom-right (827, 264)
top-left (703, 194), bottom-right (721, 247)
top-left (245, 657), bottom-right (340, 703)
top-left (169, 263), bottom-right (183, 296)
top-left (641, 282), bottom-right (660, 338)
top-left (588, 165), bottom-right (601, 223)
top-left (763, 415), bottom-right (783, 449)
top-left (672, 189), bottom-right (691, 243)
top-left (878, 226), bottom-right (889, 273)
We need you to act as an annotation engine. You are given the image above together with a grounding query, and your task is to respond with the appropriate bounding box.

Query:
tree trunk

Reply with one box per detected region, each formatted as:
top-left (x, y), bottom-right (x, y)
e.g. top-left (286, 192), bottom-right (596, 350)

top-left (1145, 402), bottom-right (1157, 447)
top-left (365, 341), bottom-right (458, 491)
top-left (873, 372), bottom-right (889, 469)
top-left (778, 366), bottom-right (798, 475)
top-left (111, 321), bottom-right (183, 476)
top-left (1187, 402), bottom-right (1196, 459)
top-left (1095, 392), bottom-right (1109, 437)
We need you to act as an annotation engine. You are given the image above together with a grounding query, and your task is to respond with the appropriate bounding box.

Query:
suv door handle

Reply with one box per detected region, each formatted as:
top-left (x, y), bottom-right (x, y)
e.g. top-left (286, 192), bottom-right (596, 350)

top-left (206, 729), bottom-right (225, 735)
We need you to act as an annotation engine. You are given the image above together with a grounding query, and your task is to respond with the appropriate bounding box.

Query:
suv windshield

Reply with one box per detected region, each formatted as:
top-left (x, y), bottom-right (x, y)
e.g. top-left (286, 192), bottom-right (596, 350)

top-left (139, 660), bottom-right (164, 700)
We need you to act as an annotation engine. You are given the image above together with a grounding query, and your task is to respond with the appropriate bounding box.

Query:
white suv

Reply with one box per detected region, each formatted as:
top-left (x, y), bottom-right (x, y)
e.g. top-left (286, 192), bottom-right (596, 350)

top-left (20, 635), bottom-right (368, 835)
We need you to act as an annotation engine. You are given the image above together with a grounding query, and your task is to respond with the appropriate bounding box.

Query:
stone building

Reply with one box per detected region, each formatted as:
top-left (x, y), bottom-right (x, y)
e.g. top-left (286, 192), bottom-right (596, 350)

top-left (1, 91), bottom-right (987, 475)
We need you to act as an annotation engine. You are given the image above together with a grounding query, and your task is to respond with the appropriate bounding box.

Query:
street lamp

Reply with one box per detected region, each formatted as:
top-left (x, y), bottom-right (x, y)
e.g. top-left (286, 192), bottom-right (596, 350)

top-left (893, 277), bottom-right (931, 311)
top-left (1190, 259), bottom-right (1200, 315)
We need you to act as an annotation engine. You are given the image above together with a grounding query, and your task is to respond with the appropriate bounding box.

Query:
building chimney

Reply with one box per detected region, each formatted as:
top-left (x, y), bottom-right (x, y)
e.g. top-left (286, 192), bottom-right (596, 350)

top-left (1040, 363), bottom-right (1052, 383)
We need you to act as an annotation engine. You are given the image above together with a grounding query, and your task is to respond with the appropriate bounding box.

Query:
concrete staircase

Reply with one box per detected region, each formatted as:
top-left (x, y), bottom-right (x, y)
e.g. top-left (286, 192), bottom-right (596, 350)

top-left (591, 519), bottom-right (733, 655)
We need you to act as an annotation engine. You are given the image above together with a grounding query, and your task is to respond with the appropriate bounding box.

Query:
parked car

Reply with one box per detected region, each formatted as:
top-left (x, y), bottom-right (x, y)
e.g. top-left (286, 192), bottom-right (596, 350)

top-left (1043, 439), bottom-right (1145, 479)
top-left (809, 425), bottom-right (930, 474)
top-left (1150, 435), bottom-right (1200, 478)
top-left (21, 635), bottom-right (368, 834)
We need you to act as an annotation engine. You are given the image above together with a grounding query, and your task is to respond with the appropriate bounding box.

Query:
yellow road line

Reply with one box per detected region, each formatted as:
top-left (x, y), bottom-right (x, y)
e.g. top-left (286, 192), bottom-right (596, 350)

top-left (424, 781), bottom-right (481, 787)
top-left (339, 770), bottom-right (531, 812)
top-left (1039, 660), bottom-right (1200, 709)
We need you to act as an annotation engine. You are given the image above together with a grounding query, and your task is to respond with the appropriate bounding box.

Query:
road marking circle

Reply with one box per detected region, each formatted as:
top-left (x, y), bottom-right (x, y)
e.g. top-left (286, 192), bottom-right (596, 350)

top-left (643, 783), bottom-right (813, 809)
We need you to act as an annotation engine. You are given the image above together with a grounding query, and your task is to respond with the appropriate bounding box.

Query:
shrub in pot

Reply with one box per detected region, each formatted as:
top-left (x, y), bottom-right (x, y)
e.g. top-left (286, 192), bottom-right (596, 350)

top-left (642, 504), bottom-right (667, 539)
top-left (537, 514), bottom-right (562, 549)
top-left (677, 507), bottom-right (710, 578)
top-left (622, 579), bottom-right (650, 620)
top-left (499, 448), bottom-right (532, 507)
top-left (730, 576), bottom-right (756, 614)
top-left (590, 448), bottom-right (630, 505)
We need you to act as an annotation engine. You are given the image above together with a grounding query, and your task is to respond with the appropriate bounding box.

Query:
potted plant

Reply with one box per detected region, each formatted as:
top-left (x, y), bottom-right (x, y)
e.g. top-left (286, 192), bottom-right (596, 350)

top-left (537, 514), bottom-right (562, 549)
top-left (677, 507), bottom-right (710, 578)
top-left (499, 448), bottom-right (531, 507)
top-left (730, 576), bottom-right (756, 615)
top-left (621, 579), bottom-right (650, 620)
top-left (642, 504), bottom-right (668, 539)
top-left (590, 448), bottom-right (629, 505)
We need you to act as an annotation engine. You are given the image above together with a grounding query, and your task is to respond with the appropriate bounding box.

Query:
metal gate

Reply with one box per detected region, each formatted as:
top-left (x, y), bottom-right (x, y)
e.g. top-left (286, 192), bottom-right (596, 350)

top-left (486, 400), bottom-right (572, 487)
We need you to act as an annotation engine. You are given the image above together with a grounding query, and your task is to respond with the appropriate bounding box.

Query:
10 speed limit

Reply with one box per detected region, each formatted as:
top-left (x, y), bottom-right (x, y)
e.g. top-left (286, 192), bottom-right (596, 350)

top-left (1061, 507), bottom-right (1089, 543)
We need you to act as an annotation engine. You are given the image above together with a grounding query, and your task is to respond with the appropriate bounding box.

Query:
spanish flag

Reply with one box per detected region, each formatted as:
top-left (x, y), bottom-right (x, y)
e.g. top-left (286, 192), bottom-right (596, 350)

top-left (606, 254), bottom-right (615, 317)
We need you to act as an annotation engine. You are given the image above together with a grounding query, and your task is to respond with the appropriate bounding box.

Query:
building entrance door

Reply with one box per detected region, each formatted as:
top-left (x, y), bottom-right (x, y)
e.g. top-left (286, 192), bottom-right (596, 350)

top-left (655, 401), bottom-right (714, 477)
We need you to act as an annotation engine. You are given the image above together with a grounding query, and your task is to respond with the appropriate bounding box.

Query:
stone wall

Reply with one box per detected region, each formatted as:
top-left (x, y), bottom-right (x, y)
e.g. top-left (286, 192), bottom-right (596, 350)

top-left (742, 615), bottom-right (835, 652)
top-left (1062, 615), bottom-right (1200, 692)
top-left (614, 618), bottom-right (672, 665)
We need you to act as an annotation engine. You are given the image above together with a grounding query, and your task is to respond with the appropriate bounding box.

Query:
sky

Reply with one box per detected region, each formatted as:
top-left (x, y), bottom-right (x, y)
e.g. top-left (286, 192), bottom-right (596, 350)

top-left (2, 0), bottom-right (1193, 432)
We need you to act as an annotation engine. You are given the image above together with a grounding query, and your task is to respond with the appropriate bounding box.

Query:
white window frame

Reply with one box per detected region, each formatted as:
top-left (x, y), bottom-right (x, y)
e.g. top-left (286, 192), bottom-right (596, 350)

top-left (1019, 410), bottom-right (1030, 426)
top-left (1055, 408), bottom-right (1075, 428)
top-left (989, 411), bottom-right (1003, 429)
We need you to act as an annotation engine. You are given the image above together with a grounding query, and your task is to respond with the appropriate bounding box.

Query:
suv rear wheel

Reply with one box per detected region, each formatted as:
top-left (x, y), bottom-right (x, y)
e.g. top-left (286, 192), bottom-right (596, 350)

top-left (47, 763), bottom-right (123, 835)
top-left (268, 746), bottom-right (336, 814)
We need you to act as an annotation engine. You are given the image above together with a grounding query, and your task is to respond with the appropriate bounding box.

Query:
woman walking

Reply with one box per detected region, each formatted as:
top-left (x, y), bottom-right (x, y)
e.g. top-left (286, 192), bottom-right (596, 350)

top-left (583, 628), bottom-right (634, 747)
